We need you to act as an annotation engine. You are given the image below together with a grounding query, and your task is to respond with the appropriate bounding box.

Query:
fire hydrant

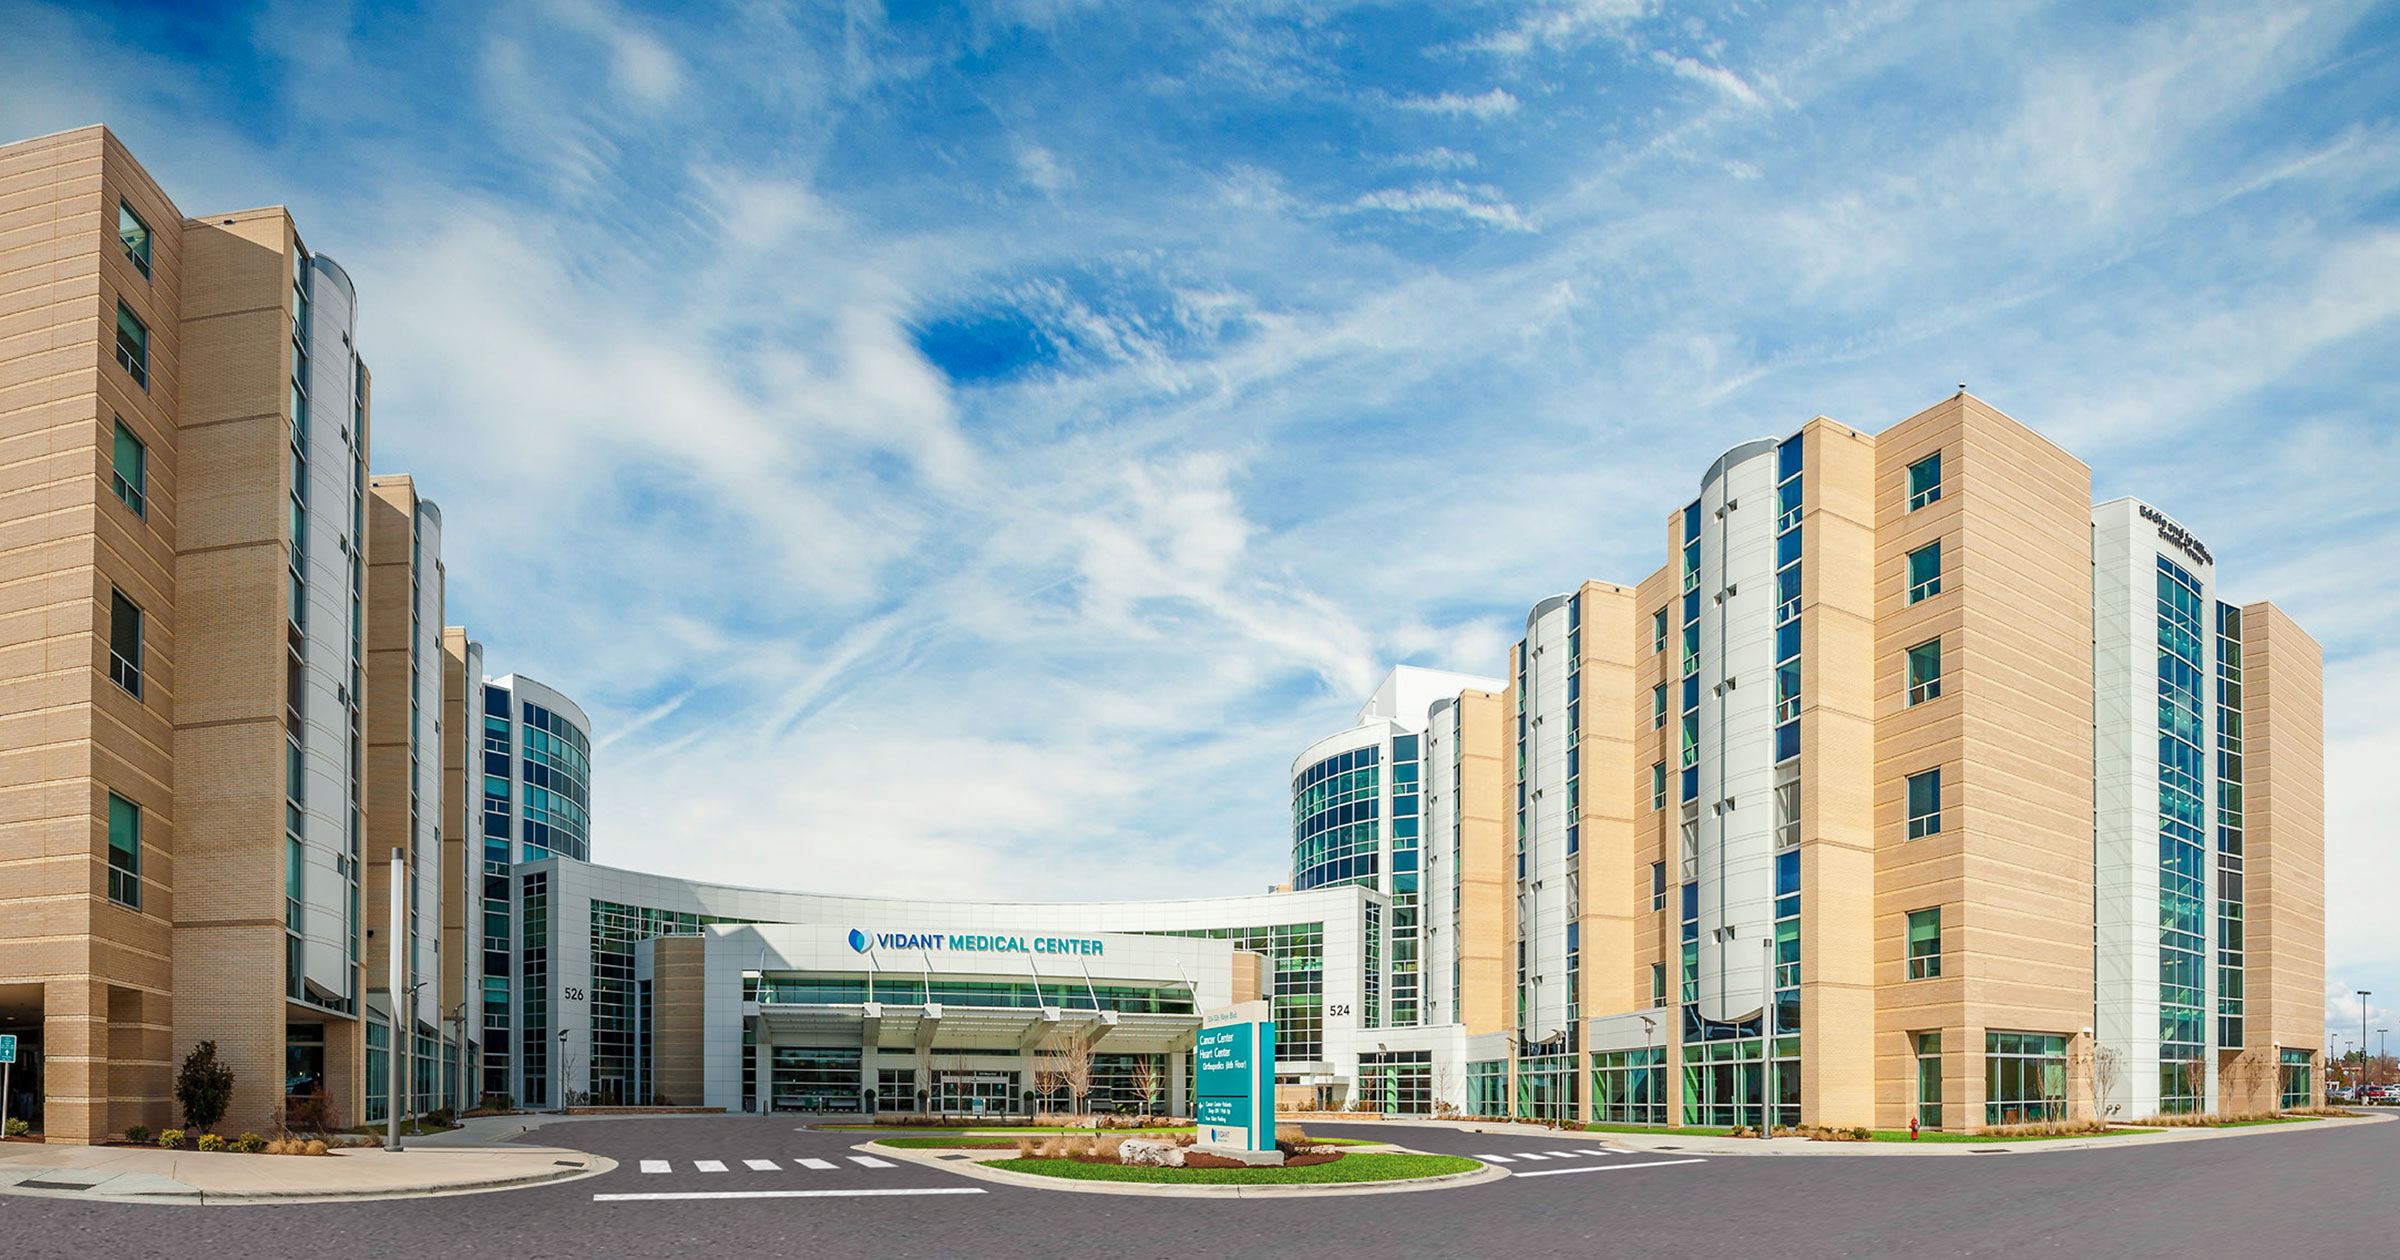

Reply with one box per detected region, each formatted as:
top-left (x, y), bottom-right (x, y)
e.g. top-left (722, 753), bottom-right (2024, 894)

top-left (1909, 1117), bottom-right (1920, 1141)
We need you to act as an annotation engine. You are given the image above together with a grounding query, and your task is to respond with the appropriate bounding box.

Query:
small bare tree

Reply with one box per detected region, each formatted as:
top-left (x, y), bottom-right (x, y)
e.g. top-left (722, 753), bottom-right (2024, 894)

top-left (1060, 1028), bottom-right (1097, 1118)
top-left (2091, 1044), bottom-right (2123, 1123)
top-left (1130, 1056), bottom-right (1163, 1117)
top-left (1032, 1034), bottom-right (1072, 1116)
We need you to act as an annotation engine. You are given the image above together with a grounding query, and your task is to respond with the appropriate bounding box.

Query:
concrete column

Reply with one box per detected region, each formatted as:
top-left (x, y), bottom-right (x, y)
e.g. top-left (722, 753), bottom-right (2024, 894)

top-left (1168, 1050), bottom-right (1188, 1117)
top-left (860, 1031), bottom-right (880, 1114)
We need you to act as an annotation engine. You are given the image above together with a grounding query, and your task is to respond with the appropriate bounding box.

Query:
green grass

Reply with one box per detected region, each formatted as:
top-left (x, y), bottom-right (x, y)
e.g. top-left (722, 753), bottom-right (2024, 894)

top-left (1577, 1124), bottom-right (1742, 1138)
top-left (984, 1152), bottom-right (1480, 1185)
top-left (820, 1124), bottom-right (1197, 1135)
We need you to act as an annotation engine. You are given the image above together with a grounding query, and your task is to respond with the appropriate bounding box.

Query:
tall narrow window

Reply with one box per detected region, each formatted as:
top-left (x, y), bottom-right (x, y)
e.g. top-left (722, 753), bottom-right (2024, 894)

top-left (1651, 963), bottom-right (1667, 1008)
top-left (1774, 779), bottom-right (1800, 849)
top-left (1907, 908), bottom-right (1942, 980)
top-left (111, 418), bottom-right (146, 517)
top-left (1651, 762), bottom-right (1666, 812)
top-left (1915, 1032), bottom-right (1943, 1129)
top-left (1907, 452), bottom-right (1942, 510)
top-left (1907, 638), bottom-right (1943, 705)
top-left (1653, 683), bottom-right (1668, 730)
top-left (108, 588), bottom-right (143, 698)
top-left (1908, 540), bottom-right (1943, 604)
top-left (107, 792), bottom-right (141, 909)
top-left (1907, 768), bottom-right (1942, 839)
top-left (119, 202), bottom-right (152, 279)
top-left (1653, 608), bottom-right (1668, 653)
top-left (1651, 861), bottom-right (1666, 910)
top-left (115, 302), bottom-right (149, 390)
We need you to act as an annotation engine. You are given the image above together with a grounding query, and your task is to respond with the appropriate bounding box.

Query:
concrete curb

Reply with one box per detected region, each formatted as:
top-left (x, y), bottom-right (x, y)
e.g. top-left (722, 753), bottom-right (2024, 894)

top-left (864, 1140), bottom-right (1507, 1198)
top-left (0, 1154), bottom-right (618, 1206)
top-left (1308, 1111), bottom-right (2392, 1158)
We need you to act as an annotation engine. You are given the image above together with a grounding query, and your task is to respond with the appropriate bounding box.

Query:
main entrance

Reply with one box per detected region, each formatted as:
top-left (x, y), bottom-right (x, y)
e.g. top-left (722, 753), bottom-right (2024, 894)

top-left (934, 1071), bottom-right (1017, 1116)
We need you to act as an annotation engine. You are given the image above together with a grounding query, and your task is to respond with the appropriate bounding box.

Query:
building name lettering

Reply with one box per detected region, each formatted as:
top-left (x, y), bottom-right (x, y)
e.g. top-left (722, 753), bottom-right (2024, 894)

top-left (2139, 504), bottom-right (2213, 568)
top-left (857, 930), bottom-right (1104, 957)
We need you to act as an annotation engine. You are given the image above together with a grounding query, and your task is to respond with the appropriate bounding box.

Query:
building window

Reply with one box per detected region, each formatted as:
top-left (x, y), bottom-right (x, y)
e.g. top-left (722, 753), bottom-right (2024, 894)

top-left (1906, 768), bottom-right (1941, 839)
top-left (111, 418), bottom-right (147, 517)
top-left (1651, 762), bottom-right (1666, 812)
top-left (109, 588), bottom-right (143, 698)
top-left (1906, 908), bottom-right (1941, 980)
top-left (1984, 1032), bottom-right (2067, 1126)
top-left (1774, 778), bottom-right (1799, 849)
top-left (1653, 683), bottom-right (1668, 730)
top-left (1907, 638), bottom-right (1943, 706)
top-left (107, 791), bottom-right (141, 908)
top-left (1651, 861), bottom-right (1666, 910)
top-left (119, 201), bottom-right (152, 279)
top-left (1907, 539), bottom-right (1942, 603)
top-left (115, 302), bottom-right (149, 390)
top-left (1915, 1032), bottom-right (1943, 1130)
top-left (1907, 452), bottom-right (1942, 511)
top-left (1653, 608), bottom-right (1668, 652)
top-left (1651, 962), bottom-right (1667, 1008)
top-left (2280, 1048), bottom-right (2314, 1110)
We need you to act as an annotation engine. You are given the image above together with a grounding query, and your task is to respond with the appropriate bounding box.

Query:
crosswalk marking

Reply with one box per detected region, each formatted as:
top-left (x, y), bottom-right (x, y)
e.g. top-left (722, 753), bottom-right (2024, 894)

top-left (597, 1188), bottom-right (989, 1203)
top-left (639, 1161), bottom-right (671, 1174)
top-left (1513, 1152), bottom-right (1554, 1160)
top-left (743, 1159), bottom-right (780, 1171)
top-left (1474, 1153), bottom-right (1514, 1163)
top-left (693, 1160), bottom-right (729, 1173)
top-left (1579, 1149), bottom-right (1620, 1157)
top-left (1513, 1158), bottom-right (1707, 1178)
top-left (848, 1156), bottom-right (896, 1168)
top-left (796, 1158), bottom-right (836, 1170)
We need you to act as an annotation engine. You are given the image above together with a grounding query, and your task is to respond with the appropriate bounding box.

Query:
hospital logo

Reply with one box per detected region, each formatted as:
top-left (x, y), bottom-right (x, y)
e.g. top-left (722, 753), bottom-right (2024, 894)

top-left (847, 928), bottom-right (869, 953)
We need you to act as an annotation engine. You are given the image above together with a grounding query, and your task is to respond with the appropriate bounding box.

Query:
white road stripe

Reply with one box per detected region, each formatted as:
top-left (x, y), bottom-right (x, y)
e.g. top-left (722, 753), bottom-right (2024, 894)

top-left (796, 1158), bottom-right (837, 1170)
top-left (596, 1188), bottom-right (990, 1203)
top-left (1513, 1152), bottom-right (1556, 1160)
top-left (1474, 1153), bottom-right (1514, 1163)
top-left (1577, 1149), bottom-right (1618, 1157)
top-left (847, 1156), bottom-right (896, 1168)
top-left (1512, 1158), bottom-right (1707, 1178)
top-left (692, 1160), bottom-right (729, 1173)
top-left (743, 1159), bottom-right (780, 1171)
top-left (639, 1161), bottom-right (671, 1174)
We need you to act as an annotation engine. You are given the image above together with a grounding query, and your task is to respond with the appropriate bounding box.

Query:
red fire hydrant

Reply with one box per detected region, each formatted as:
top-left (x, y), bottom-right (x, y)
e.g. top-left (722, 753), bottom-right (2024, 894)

top-left (1909, 1117), bottom-right (1919, 1141)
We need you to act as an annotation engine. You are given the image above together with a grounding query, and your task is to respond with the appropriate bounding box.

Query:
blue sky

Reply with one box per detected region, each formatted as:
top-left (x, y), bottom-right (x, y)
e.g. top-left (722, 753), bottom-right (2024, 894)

top-left (9, 0), bottom-right (2398, 1038)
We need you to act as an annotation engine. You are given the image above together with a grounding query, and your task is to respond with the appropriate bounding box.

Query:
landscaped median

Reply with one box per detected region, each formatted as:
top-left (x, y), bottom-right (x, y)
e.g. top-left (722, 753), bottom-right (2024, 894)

top-left (864, 1129), bottom-right (1502, 1196)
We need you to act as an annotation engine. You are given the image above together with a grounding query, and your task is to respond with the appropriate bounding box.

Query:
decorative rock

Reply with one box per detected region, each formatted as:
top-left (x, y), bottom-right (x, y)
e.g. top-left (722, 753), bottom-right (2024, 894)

top-left (1119, 1138), bottom-right (1185, 1167)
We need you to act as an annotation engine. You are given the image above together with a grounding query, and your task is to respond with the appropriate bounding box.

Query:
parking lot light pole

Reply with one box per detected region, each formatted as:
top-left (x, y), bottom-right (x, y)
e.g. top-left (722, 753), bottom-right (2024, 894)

top-left (2359, 993), bottom-right (2373, 1095)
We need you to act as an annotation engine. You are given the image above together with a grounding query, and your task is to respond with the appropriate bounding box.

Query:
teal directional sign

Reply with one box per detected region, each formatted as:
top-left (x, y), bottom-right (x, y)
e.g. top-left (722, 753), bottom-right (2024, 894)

top-left (1196, 1001), bottom-right (1276, 1153)
top-left (0, 1034), bottom-right (14, 1064)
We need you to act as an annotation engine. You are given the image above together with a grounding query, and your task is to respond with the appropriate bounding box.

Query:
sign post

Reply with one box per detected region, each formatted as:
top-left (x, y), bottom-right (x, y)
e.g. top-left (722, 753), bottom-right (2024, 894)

top-left (1, 1033), bottom-right (16, 1138)
top-left (1195, 1001), bottom-right (1280, 1165)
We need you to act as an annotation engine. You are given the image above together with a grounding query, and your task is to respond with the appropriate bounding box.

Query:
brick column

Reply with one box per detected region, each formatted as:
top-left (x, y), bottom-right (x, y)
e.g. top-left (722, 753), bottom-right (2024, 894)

top-left (43, 978), bottom-right (108, 1144)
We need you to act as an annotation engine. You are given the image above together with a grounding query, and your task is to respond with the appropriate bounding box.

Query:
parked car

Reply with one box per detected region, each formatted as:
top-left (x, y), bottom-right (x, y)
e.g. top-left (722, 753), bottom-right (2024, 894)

top-left (2368, 1085), bottom-right (2400, 1104)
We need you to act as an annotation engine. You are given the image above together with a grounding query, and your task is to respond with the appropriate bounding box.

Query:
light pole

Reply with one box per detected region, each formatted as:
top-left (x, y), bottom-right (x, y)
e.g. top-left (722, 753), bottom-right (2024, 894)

top-left (387, 848), bottom-right (405, 1152)
top-left (556, 1027), bottom-right (569, 1113)
top-left (2359, 992), bottom-right (2373, 1095)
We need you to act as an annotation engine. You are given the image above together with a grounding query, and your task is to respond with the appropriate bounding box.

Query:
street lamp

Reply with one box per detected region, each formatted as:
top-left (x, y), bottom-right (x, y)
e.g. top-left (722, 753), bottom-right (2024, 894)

top-left (2359, 992), bottom-right (2373, 1095)
top-left (557, 1027), bottom-right (570, 1114)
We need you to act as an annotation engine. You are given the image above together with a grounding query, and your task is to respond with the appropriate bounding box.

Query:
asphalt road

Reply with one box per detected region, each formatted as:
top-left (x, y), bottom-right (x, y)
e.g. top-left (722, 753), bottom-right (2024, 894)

top-left (7, 1113), bottom-right (2395, 1259)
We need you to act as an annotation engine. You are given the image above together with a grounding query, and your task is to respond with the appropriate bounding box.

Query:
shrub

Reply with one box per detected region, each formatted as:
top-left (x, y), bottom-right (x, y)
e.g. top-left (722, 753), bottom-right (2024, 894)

top-left (265, 1139), bottom-right (290, 1156)
top-left (232, 1132), bottom-right (267, 1154)
top-left (197, 1134), bottom-right (226, 1152)
top-left (124, 1124), bottom-right (152, 1145)
top-left (176, 1041), bottom-right (236, 1135)
top-left (424, 1108), bottom-right (455, 1129)
top-left (478, 1092), bottom-right (515, 1113)
top-left (158, 1128), bottom-right (186, 1150)
top-left (304, 1139), bottom-right (328, 1156)
top-left (289, 1086), bottom-right (341, 1135)
top-left (4, 1118), bottom-right (27, 1138)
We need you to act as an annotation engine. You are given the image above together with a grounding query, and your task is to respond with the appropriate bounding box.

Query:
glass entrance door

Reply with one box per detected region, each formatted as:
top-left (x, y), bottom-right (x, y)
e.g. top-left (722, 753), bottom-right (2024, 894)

top-left (936, 1073), bottom-right (1016, 1115)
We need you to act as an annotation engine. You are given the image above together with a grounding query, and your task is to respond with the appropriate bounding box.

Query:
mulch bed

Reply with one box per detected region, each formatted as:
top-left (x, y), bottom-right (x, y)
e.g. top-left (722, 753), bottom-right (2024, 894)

top-left (1050, 1149), bottom-right (1342, 1169)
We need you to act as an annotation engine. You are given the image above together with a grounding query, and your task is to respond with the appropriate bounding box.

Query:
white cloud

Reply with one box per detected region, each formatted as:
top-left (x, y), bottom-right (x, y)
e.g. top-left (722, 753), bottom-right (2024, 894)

top-left (1454, 0), bottom-right (1649, 58)
top-left (1347, 183), bottom-right (1534, 231)
top-left (1394, 88), bottom-right (1520, 119)
top-left (1648, 50), bottom-right (1766, 107)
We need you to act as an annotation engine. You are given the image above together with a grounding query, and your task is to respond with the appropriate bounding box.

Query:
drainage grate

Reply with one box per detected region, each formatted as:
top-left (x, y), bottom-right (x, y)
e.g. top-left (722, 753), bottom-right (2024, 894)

top-left (1970, 1148), bottom-right (2009, 1154)
top-left (938, 1154), bottom-right (972, 1161)
top-left (554, 1161), bottom-right (583, 1167)
top-left (20, 1180), bottom-right (91, 1191)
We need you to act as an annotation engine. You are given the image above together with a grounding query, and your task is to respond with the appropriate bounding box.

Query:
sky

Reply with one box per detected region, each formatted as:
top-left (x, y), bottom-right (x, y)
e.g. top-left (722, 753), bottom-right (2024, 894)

top-left (6, 0), bottom-right (2397, 1041)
